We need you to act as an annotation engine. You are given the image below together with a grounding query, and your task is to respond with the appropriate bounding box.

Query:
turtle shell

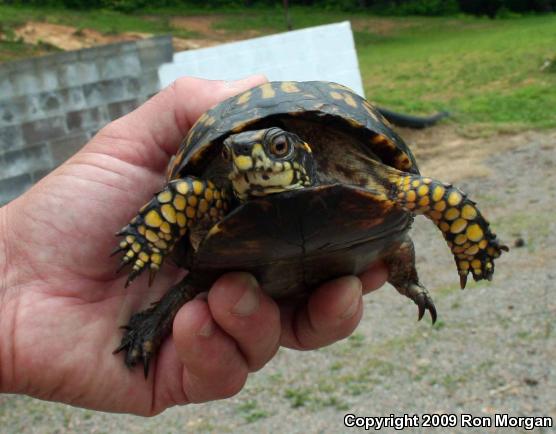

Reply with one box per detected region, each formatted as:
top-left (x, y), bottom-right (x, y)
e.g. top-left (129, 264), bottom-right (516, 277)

top-left (167, 81), bottom-right (419, 181)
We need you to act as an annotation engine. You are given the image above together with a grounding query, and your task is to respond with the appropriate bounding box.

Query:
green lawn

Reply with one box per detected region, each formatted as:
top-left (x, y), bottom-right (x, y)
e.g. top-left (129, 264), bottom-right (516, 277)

top-left (1, 4), bottom-right (555, 130)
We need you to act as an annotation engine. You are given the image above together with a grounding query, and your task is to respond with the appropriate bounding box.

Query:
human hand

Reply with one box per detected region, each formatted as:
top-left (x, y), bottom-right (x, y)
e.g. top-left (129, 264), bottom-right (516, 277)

top-left (0, 76), bottom-right (388, 415)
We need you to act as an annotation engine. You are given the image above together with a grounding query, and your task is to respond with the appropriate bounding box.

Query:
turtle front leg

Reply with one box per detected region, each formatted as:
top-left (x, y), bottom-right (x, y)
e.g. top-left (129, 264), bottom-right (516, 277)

top-left (385, 237), bottom-right (437, 323)
top-left (113, 177), bottom-right (229, 286)
top-left (386, 171), bottom-right (508, 288)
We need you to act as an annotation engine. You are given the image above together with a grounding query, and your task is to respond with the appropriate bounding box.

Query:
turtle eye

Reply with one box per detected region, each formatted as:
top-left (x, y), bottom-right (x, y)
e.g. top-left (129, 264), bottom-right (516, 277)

top-left (221, 145), bottom-right (232, 161)
top-left (270, 136), bottom-right (289, 157)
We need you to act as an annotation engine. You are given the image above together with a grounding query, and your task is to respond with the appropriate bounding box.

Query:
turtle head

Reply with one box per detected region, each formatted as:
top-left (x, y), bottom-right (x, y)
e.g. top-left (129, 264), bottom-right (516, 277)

top-left (223, 127), bottom-right (316, 201)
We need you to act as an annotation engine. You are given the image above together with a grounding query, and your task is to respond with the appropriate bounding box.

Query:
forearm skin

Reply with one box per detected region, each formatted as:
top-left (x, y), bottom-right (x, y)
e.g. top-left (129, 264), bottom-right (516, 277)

top-left (0, 203), bottom-right (17, 394)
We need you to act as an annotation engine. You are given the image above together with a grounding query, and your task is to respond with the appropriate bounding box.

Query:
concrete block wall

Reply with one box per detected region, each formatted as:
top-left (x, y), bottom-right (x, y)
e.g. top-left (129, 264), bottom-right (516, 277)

top-left (0, 35), bottom-right (173, 205)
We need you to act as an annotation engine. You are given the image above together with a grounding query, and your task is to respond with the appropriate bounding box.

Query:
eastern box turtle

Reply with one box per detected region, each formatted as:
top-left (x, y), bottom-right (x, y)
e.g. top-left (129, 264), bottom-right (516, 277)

top-left (113, 81), bottom-right (507, 376)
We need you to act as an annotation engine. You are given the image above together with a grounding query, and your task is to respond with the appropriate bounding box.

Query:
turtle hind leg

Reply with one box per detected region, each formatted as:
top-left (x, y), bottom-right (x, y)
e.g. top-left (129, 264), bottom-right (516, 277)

top-left (114, 274), bottom-right (202, 377)
top-left (385, 238), bottom-right (437, 324)
top-left (387, 172), bottom-right (508, 288)
top-left (114, 177), bottom-right (228, 287)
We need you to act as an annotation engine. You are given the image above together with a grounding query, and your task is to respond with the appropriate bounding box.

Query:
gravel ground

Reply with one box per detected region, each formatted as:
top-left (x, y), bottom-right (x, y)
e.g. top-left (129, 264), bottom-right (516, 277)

top-left (1, 129), bottom-right (554, 434)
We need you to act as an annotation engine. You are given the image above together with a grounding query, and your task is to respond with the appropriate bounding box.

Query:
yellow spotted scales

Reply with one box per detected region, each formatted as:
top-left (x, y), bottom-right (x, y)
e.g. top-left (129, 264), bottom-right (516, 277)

top-left (391, 173), bottom-right (508, 287)
top-left (114, 178), bottom-right (229, 286)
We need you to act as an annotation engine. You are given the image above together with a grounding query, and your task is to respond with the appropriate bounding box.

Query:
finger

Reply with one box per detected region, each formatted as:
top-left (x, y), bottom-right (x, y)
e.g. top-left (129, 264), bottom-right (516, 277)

top-left (280, 275), bottom-right (363, 350)
top-left (359, 260), bottom-right (389, 295)
top-left (91, 75), bottom-right (267, 170)
top-left (208, 273), bottom-right (280, 372)
top-left (172, 298), bottom-right (248, 403)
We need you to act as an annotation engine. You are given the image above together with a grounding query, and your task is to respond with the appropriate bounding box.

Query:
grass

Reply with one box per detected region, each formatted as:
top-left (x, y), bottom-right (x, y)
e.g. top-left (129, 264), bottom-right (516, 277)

top-left (0, 4), bottom-right (555, 129)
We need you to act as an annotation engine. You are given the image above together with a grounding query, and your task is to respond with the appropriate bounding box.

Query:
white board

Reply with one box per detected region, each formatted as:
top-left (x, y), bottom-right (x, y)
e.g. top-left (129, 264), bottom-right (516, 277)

top-left (159, 21), bottom-right (364, 96)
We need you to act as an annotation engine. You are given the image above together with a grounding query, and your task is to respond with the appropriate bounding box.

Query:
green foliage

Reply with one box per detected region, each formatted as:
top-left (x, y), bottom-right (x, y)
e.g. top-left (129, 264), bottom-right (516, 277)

top-left (4, 0), bottom-right (555, 14)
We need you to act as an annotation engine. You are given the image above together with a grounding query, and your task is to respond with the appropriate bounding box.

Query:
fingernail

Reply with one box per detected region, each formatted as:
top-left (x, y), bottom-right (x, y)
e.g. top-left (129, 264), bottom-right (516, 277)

top-left (232, 274), bottom-right (260, 316)
top-left (340, 276), bottom-right (362, 319)
top-left (198, 318), bottom-right (215, 337)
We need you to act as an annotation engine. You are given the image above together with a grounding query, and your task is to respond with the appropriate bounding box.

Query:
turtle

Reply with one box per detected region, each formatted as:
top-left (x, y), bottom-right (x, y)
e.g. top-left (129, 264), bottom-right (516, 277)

top-left (112, 81), bottom-right (507, 376)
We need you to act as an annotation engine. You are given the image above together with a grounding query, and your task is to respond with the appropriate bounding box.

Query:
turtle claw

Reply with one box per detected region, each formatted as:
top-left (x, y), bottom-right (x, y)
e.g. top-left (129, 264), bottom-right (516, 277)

top-left (114, 309), bottom-right (159, 377)
top-left (405, 283), bottom-right (437, 324)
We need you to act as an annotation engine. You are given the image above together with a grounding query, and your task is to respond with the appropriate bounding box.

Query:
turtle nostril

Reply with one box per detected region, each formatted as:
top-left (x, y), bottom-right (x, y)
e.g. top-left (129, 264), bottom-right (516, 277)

top-left (233, 144), bottom-right (251, 155)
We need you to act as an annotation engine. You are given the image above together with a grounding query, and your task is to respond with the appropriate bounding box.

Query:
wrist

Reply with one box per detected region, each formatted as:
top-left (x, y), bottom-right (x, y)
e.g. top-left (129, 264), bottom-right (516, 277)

top-left (0, 204), bottom-right (16, 393)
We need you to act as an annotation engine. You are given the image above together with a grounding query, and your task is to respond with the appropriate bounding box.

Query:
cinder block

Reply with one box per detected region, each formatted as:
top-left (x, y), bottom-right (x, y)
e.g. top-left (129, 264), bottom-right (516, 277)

top-left (1, 143), bottom-right (53, 178)
top-left (21, 116), bottom-right (67, 146)
top-left (49, 133), bottom-right (89, 164)
top-left (107, 98), bottom-right (140, 120)
top-left (0, 124), bottom-right (24, 151)
top-left (138, 36), bottom-right (173, 70)
top-left (58, 61), bottom-right (100, 88)
top-left (99, 52), bottom-right (142, 80)
top-left (83, 79), bottom-right (126, 106)
top-left (0, 173), bottom-right (33, 205)
top-left (66, 106), bottom-right (108, 132)
top-left (139, 70), bottom-right (160, 95)
top-left (0, 74), bottom-right (15, 101)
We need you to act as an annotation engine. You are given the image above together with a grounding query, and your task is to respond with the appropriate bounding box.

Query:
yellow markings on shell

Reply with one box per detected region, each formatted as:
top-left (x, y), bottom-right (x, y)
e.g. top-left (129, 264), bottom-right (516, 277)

top-left (450, 218), bottom-right (467, 234)
top-left (216, 199), bottom-right (223, 209)
top-left (145, 209), bottom-right (163, 228)
top-left (237, 90), bottom-right (251, 104)
top-left (157, 190), bottom-right (173, 203)
top-left (411, 180), bottom-right (420, 188)
top-left (461, 204), bottom-right (478, 220)
top-left (160, 222), bottom-right (171, 234)
top-left (176, 181), bottom-right (189, 195)
top-left (471, 259), bottom-right (481, 269)
top-left (204, 116), bottom-right (215, 126)
top-left (126, 235), bottom-right (135, 244)
top-left (448, 191), bottom-right (462, 206)
top-left (439, 221), bottom-right (450, 232)
top-left (192, 180), bottom-right (204, 195)
top-left (207, 224), bottom-right (222, 238)
top-left (459, 260), bottom-right (470, 271)
top-left (454, 234), bottom-right (467, 245)
top-left (432, 185), bottom-right (445, 202)
top-left (260, 83), bottom-right (276, 99)
top-left (145, 230), bottom-right (159, 243)
top-left (466, 223), bottom-right (484, 242)
top-left (119, 240), bottom-right (127, 249)
top-left (138, 225), bottom-right (146, 235)
top-left (187, 195), bottom-right (198, 207)
top-left (444, 208), bottom-right (460, 221)
top-left (371, 134), bottom-right (388, 145)
top-left (126, 250), bottom-right (134, 258)
top-left (161, 204), bottom-right (177, 223)
top-left (176, 212), bottom-right (187, 228)
top-left (281, 81), bottom-right (300, 93)
top-left (330, 91), bottom-right (343, 100)
top-left (478, 239), bottom-right (488, 249)
top-left (234, 155), bottom-right (253, 171)
top-left (406, 190), bottom-right (416, 202)
top-left (173, 195), bottom-right (186, 211)
top-left (131, 242), bottom-right (141, 253)
top-left (417, 185), bottom-right (429, 196)
top-left (214, 190), bottom-right (221, 200)
top-left (423, 178), bottom-right (432, 184)
top-left (344, 94), bottom-right (357, 108)
top-left (186, 206), bottom-right (196, 218)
